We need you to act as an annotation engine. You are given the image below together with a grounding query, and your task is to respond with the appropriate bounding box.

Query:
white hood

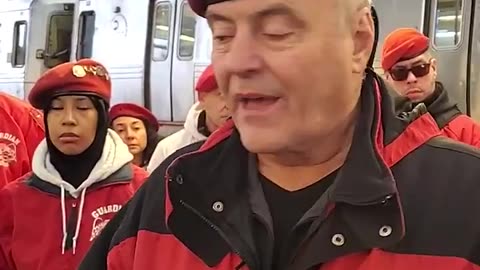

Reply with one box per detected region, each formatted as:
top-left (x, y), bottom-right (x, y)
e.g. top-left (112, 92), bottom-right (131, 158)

top-left (32, 129), bottom-right (133, 197)
top-left (31, 129), bottom-right (133, 255)
top-left (183, 102), bottom-right (208, 141)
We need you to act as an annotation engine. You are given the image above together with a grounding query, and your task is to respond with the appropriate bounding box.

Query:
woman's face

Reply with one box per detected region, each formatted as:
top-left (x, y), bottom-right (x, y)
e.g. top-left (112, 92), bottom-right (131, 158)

top-left (47, 95), bottom-right (98, 155)
top-left (112, 116), bottom-right (148, 156)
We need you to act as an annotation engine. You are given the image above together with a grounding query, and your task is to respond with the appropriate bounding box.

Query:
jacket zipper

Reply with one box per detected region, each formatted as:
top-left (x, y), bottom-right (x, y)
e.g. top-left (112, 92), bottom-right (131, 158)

top-left (179, 200), bottom-right (256, 270)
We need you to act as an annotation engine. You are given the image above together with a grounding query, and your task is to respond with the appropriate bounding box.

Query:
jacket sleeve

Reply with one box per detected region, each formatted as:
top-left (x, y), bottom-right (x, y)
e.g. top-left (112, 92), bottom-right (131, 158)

top-left (0, 187), bottom-right (15, 270)
top-left (450, 116), bottom-right (480, 148)
top-left (466, 120), bottom-right (480, 148)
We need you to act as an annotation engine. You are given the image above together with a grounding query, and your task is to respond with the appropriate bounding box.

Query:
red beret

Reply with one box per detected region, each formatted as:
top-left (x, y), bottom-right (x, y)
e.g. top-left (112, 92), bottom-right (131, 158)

top-left (196, 64), bottom-right (218, 93)
top-left (28, 59), bottom-right (111, 109)
top-left (109, 103), bottom-right (160, 132)
top-left (381, 28), bottom-right (430, 71)
top-left (188, 0), bottom-right (229, 17)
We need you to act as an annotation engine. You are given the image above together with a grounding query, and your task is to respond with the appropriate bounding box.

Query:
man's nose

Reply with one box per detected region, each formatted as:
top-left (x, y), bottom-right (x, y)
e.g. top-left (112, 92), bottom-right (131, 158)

top-left (406, 71), bottom-right (418, 83)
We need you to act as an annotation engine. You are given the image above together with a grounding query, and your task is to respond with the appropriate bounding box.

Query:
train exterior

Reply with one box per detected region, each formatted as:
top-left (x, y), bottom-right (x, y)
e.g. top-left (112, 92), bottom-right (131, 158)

top-left (0, 0), bottom-right (213, 135)
top-left (0, 0), bottom-right (477, 134)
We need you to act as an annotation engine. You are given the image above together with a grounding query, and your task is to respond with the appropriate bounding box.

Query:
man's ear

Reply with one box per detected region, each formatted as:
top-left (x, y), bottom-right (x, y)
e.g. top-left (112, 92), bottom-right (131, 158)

top-left (351, 7), bottom-right (375, 74)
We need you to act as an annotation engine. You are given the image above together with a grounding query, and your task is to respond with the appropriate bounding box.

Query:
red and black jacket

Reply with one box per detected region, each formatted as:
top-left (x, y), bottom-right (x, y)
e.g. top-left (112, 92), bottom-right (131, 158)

top-left (80, 74), bottom-right (480, 270)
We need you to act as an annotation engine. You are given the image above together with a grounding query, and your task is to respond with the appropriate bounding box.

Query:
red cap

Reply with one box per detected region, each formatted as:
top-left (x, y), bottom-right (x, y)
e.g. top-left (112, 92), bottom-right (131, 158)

top-left (381, 28), bottom-right (430, 71)
top-left (109, 103), bottom-right (160, 132)
top-left (195, 64), bottom-right (218, 93)
top-left (28, 59), bottom-right (111, 109)
top-left (188, 0), bottom-right (229, 17)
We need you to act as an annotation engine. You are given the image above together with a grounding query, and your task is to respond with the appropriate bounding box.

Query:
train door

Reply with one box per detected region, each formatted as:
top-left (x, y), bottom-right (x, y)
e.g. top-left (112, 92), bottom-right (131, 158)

top-left (426, 0), bottom-right (471, 115)
top-left (467, 0), bottom-right (480, 120)
top-left (150, 0), bottom-right (176, 122)
top-left (424, 0), bottom-right (472, 113)
top-left (170, 0), bottom-right (197, 121)
top-left (24, 0), bottom-right (75, 95)
top-left (0, 7), bottom-right (29, 98)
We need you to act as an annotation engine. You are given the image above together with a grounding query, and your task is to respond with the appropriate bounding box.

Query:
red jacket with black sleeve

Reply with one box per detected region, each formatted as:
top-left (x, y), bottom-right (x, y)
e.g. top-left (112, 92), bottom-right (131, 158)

top-left (0, 93), bottom-right (44, 188)
top-left (79, 74), bottom-right (480, 270)
top-left (0, 130), bottom-right (148, 270)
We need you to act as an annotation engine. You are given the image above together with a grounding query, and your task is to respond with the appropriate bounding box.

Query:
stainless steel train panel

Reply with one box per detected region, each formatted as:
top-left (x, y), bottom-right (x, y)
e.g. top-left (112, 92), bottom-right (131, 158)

top-left (170, 0), bottom-right (197, 122)
top-left (77, 0), bottom-right (149, 107)
top-left (149, 0), bottom-right (176, 121)
top-left (427, 0), bottom-right (471, 114)
top-left (467, 0), bottom-right (480, 120)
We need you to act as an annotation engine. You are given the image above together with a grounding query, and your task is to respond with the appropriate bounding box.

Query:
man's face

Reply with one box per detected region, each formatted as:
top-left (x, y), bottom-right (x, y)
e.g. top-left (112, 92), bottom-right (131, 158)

top-left (386, 54), bottom-right (437, 103)
top-left (199, 88), bottom-right (230, 130)
top-left (206, 0), bottom-right (374, 154)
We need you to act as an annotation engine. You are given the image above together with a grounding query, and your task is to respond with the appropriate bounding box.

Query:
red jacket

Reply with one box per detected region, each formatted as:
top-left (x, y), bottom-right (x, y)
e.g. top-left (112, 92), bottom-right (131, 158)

top-left (397, 82), bottom-right (480, 147)
top-left (80, 74), bottom-right (480, 270)
top-left (441, 114), bottom-right (480, 146)
top-left (0, 130), bottom-right (148, 270)
top-left (0, 93), bottom-right (44, 188)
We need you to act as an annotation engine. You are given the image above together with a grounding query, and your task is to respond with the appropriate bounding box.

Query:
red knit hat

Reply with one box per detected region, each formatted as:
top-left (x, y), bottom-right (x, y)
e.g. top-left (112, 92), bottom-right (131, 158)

top-left (196, 64), bottom-right (218, 93)
top-left (28, 59), bottom-right (111, 109)
top-left (381, 28), bottom-right (430, 71)
top-left (109, 103), bottom-right (160, 132)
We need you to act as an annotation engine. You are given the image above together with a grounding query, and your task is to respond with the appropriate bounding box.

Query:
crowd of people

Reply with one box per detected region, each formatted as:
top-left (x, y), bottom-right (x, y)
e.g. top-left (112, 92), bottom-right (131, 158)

top-left (2, 0), bottom-right (480, 269)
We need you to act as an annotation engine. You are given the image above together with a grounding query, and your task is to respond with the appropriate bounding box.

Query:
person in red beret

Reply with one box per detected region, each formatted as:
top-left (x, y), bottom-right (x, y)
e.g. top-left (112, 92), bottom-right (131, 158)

top-left (382, 27), bottom-right (480, 146)
top-left (109, 103), bottom-right (162, 169)
top-left (0, 59), bottom-right (148, 270)
top-left (146, 64), bottom-right (229, 173)
top-left (0, 92), bottom-right (44, 189)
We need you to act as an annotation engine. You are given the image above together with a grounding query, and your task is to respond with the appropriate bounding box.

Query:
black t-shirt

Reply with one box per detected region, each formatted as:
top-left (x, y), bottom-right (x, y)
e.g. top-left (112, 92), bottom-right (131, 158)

top-left (259, 170), bottom-right (337, 268)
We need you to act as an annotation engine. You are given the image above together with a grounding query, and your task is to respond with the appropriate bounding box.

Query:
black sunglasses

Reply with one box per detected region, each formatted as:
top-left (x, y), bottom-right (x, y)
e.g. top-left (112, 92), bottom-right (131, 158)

top-left (389, 62), bottom-right (431, 81)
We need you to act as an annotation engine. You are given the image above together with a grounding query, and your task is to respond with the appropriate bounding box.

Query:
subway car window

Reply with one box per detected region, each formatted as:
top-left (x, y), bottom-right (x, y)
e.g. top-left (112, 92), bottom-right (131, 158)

top-left (433, 0), bottom-right (464, 48)
top-left (12, 21), bottom-right (27, 68)
top-left (152, 3), bottom-right (171, 61)
top-left (77, 11), bottom-right (95, 60)
top-left (45, 13), bottom-right (73, 68)
top-left (178, 2), bottom-right (196, 60)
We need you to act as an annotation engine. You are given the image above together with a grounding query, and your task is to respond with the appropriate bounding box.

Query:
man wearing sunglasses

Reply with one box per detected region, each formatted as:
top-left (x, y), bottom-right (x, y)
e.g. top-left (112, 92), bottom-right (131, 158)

top-left (382, 27), bottom-right (480, 146)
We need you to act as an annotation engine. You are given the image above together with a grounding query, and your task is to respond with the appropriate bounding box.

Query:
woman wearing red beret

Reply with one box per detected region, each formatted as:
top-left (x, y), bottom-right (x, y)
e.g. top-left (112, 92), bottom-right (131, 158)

top-left (0, 59), bottom-right (148, 270)
top-left (109, 103), bottom-right (162, 169)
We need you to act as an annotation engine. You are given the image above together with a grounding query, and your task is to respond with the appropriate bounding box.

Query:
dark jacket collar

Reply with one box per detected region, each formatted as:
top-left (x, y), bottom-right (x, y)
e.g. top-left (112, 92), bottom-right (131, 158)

top-left (394, 81), bottom-right (462, 129)
top-left (165, 72), bottom-right (432, 267)
top-left (423, 82), bottom-right (462, 129)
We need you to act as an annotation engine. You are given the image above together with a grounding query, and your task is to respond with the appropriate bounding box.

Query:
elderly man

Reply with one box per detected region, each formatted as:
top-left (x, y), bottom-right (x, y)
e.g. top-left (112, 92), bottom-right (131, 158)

top-left (382, 28), bottom-right (480, 146)
top-left (80, 0), bottom-right (480, 269)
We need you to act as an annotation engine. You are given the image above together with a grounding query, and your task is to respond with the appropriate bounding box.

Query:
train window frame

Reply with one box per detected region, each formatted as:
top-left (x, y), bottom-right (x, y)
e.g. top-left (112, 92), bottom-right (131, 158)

top-left (76, 10), bottom-right (95, 60)
top-left (431, 0), bottom-right (465, 50)
top-left (44, 11), bottom-right (74, 68)
top-left (152, 2), bottom-right (172, 62)
top-left (11, 21), bottom-right (27, 68)
top-left (177, 1), bottom-right (196, 61)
